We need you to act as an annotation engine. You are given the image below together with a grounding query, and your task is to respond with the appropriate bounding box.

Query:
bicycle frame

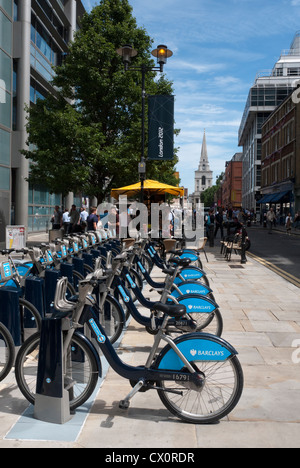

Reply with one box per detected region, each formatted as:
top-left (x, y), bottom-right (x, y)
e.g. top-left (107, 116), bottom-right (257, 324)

top-left (78, 303), bottom-right (201, 385)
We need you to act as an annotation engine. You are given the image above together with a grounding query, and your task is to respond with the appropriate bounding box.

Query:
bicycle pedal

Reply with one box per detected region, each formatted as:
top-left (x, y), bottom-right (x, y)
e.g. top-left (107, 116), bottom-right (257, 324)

top-left (119, 399), bottom-right (130, 410)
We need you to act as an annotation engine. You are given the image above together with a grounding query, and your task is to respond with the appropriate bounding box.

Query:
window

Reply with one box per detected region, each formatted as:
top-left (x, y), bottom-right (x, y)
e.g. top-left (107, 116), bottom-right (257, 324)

top-left (202, 176), bottom-right (206, 186)
top-left (0, 127), bottom-right (10, 165)
top-left (0, 165), bottom-right (10, 190)
top-left (0, 9), bottom-right (12, 54)
top-left (0, 0), bottom-right (12, 16)
top-left (287, 68), bottom-right (300, 76)
top-left (28, 184), bottom-right (62, 232)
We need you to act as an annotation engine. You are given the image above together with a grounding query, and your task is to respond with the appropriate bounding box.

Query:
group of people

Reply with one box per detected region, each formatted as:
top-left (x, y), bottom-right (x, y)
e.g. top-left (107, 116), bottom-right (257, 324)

top-left (50, 204), bottom-right (105, 234)
top-left (204, 206), bottom-right (249, 246)
top-left (265, 207), bottom-right (300, 235)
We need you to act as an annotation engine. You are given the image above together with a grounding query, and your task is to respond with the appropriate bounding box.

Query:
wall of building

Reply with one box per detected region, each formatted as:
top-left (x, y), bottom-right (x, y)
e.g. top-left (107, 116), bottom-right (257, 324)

top-left (0, 1), bottom-right (13, 244)
top-left (0, 0), bottom-right (85, 244)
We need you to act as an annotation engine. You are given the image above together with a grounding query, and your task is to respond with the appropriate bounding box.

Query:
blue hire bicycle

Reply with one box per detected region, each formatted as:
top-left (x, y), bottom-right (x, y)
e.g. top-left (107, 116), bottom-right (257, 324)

top-left (15, 272), bottom-right (244, 424)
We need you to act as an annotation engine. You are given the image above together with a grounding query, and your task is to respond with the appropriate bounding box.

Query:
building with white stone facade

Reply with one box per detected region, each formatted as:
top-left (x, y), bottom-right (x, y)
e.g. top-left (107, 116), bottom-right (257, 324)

top-left (189, 130), bottom-right (213, 207)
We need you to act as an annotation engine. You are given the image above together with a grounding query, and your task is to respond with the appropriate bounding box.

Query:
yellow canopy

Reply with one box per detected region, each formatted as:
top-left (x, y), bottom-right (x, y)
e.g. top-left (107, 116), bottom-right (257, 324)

top-left (111, 179), bottom-right (184, 199)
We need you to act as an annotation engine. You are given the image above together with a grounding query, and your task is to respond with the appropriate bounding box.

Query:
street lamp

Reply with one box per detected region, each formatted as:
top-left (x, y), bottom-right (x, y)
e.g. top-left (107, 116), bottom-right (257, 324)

top-left (116, 44), bottom-right (173, 203)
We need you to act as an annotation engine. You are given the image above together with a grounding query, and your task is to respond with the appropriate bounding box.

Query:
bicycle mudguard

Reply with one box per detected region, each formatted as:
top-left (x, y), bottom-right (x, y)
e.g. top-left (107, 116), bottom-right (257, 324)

top-left (174, 266), bottom-right (206, 283)
top-left (74, 330), bottom-right (102, 378)
top-left (156, 333), bottom-right (238, 369)
top-left (175, 294), bottom-right (219, 313)
top-left (179, 251), bottom-right (199, 262)
top-left (14, 262), bottom-right (33, 276)
top-left (170, 281), bottom-right (212, 298)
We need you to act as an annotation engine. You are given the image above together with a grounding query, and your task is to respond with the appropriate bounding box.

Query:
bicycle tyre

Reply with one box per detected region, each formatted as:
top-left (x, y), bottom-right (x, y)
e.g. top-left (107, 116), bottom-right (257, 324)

top-left (139, 253), bottom-right (153, 274)
top-left (154, 335), bottom-right (243, 424)
top-left (102, 295), bottom-right (125, 344)
top-left (19, 298), bottom-right (42, 332)
top-left (123, 268), bottom-right (143, 318)
top-left (0, 322), bottom-right (15, 381)
top-left (15, 331), bottom-right (99, 411)
top-left (189, 308), bottom-right (223, 337)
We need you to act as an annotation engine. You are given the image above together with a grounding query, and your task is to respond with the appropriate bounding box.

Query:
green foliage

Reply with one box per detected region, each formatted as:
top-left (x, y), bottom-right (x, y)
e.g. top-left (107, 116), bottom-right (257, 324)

top-left (200, 172), bottom-right (224, 207)
top-left (23, 0), bottom-right (179, 202)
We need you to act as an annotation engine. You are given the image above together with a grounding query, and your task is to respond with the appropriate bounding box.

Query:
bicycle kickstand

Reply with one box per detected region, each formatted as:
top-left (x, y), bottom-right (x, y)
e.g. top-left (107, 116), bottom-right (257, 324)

top-left (119, 379), bottom-right (145, 410)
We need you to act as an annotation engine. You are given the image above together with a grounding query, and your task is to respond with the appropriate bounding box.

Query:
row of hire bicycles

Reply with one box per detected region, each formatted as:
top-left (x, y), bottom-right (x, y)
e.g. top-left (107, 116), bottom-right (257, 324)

top-left (0, 228), bottom-right (244, 424)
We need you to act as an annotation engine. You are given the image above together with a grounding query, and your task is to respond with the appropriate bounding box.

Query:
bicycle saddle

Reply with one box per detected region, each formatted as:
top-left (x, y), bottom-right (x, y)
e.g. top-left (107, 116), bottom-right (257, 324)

top-left (168, 257), bottom-right (191, 267)
top-left (151, 302), bottom-right (186, 318)
top-left (162, 267), bottom-right (176, 276)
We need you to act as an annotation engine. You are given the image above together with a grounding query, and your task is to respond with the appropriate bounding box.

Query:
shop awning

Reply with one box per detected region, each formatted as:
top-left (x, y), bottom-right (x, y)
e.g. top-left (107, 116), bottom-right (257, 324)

top-left (110, 179), bottom-right (184, 199)
top-left (258, 194), bottom-right (274, 204)
top-left (258, 191), bottom-right (290, 204)
top-left (270, 190), bottom-right (290, 203)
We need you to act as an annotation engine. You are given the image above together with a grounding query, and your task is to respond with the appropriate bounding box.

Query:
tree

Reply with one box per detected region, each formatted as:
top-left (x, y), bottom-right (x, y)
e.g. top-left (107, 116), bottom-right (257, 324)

top-left (200, 172), bottom-right (224, 207)
top-left (23, 0), bottom-right (179, 202)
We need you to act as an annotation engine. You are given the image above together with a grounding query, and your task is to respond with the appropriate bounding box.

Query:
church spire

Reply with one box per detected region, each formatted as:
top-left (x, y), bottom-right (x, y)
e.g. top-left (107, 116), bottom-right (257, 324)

top-left (199, 129), bottom-right (210, 169)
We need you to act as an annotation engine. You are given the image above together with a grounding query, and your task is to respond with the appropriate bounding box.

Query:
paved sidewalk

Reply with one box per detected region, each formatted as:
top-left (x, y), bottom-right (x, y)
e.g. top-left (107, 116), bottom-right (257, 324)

top-left (0, 242), bottom-right (300, 448)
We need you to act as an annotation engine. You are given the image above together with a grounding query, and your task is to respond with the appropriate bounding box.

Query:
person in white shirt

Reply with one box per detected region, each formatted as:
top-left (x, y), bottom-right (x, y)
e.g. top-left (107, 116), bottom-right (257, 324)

top-left (62, 209), bottom-right (71, 234)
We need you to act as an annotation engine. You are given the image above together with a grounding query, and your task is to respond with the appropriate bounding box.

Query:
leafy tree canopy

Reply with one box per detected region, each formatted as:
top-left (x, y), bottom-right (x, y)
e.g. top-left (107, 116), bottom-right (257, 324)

top-left (23, 0), bottom-right (179, 202)
top-left (200, 173), bottom-right (224, 207)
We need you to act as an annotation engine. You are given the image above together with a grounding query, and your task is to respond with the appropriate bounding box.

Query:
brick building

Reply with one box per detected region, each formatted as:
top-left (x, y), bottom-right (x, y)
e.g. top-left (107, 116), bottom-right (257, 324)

top-left (260, 88), bottom-right (300, 218)
top-left (221, 153), bottom-right (243, 209)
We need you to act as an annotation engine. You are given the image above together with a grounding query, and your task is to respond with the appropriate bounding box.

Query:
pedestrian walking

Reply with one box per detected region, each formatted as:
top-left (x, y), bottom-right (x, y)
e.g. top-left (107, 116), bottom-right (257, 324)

top-left (285, 213), bottom-right (293, 235)
top-left (69, 204), bottom-right (80, 233)
top-left (51, 205), bottom-right (62, 230)
top-left (206, 209), bottom-right (215, 247)
top-left (108, 206), bottom-right (120, 237)
top-left (266, 207), bottom-right (276, 234)
top-left (80, 207), bottom-right (88, 231)
top-left (62, 209), bottom-right (70, 234)
top-left (214, 209), bottom-right (224, 239)
top-left (294, 211), bottom-right (300, 229)
top-left (87, 206), bottom-right (98, 231)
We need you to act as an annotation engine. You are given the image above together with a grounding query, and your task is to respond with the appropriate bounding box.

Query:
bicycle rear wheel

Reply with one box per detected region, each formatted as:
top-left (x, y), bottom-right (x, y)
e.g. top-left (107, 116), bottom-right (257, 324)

top-left (15, 331), bottom-right (99, 411)
top-left (154, 335), bottom-right (243, 424)
top-left (101, 295), bottom-right (125, 344)
top-left (19, 298), bottom-right (42, 341)
top-left (0, 322), bottom-right (15, 381)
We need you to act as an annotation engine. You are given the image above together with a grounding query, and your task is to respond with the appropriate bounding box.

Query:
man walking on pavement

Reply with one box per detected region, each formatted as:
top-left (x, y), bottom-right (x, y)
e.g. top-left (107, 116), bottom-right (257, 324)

top-left (69, 204), bottom-right (80, 233)
top-left (266, 207), bottom-right (276, 234)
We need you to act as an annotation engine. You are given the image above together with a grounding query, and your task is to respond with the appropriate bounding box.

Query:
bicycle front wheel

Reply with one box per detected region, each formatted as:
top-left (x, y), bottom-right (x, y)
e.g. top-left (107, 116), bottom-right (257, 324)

top-left (0, 322), bottom-right (15, 381)
top-left (154, 336), bottom-right (243, 424)
top-left (101, 295), bottom-right (125, 344)
top-left (15, 332), bottom-right (99, 411)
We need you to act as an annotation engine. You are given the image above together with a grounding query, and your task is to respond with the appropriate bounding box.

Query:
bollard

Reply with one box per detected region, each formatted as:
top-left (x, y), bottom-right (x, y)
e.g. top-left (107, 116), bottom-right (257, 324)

top-left (34, 317), bottom-right (73, 424)
top-left (240, 225), bottom-right (247, 264)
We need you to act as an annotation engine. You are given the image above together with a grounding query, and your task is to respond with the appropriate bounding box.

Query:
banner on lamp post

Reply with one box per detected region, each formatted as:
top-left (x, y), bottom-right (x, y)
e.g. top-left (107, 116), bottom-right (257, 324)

top-left (148, 95), bottom-right (174, 160)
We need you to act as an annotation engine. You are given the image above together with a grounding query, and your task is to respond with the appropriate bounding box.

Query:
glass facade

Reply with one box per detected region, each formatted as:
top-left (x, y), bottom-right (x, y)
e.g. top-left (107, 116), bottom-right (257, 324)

top-left (28, 184), bottom-right (62, 232)
top-left (0, 0), bottom-right (85, 238)
top-left (0, 1), bottom-right (11, 200)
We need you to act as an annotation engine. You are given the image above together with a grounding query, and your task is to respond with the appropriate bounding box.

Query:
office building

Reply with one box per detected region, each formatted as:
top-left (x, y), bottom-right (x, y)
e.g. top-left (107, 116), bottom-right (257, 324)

top-left (238, 31), bottom-right (300, 211)
top-left (0, 0), bottom-right (85, 244)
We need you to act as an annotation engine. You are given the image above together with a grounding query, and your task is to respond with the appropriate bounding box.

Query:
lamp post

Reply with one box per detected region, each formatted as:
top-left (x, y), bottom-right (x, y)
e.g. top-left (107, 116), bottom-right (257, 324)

top-left (116, 44), bottom-right (173, 203)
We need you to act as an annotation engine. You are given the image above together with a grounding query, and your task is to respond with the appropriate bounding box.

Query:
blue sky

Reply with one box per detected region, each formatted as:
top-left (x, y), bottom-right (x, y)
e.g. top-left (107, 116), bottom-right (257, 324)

top-left (81, 0), bottom-right (300, 194)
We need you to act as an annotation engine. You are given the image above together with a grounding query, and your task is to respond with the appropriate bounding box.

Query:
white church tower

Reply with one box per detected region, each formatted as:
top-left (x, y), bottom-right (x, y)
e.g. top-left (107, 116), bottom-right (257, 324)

top-left (191, 130), bottom-right (213, 205)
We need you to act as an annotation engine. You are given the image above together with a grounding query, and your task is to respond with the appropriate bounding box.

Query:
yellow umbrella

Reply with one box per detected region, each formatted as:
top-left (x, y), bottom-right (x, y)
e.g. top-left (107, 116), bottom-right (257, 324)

top-left (110, 179), bottom-right (184, 199)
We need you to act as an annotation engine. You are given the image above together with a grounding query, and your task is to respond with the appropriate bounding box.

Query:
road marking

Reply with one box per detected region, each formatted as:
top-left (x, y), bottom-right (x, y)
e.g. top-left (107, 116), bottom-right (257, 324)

top-left (247, 252), bottom-right (300, 288)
